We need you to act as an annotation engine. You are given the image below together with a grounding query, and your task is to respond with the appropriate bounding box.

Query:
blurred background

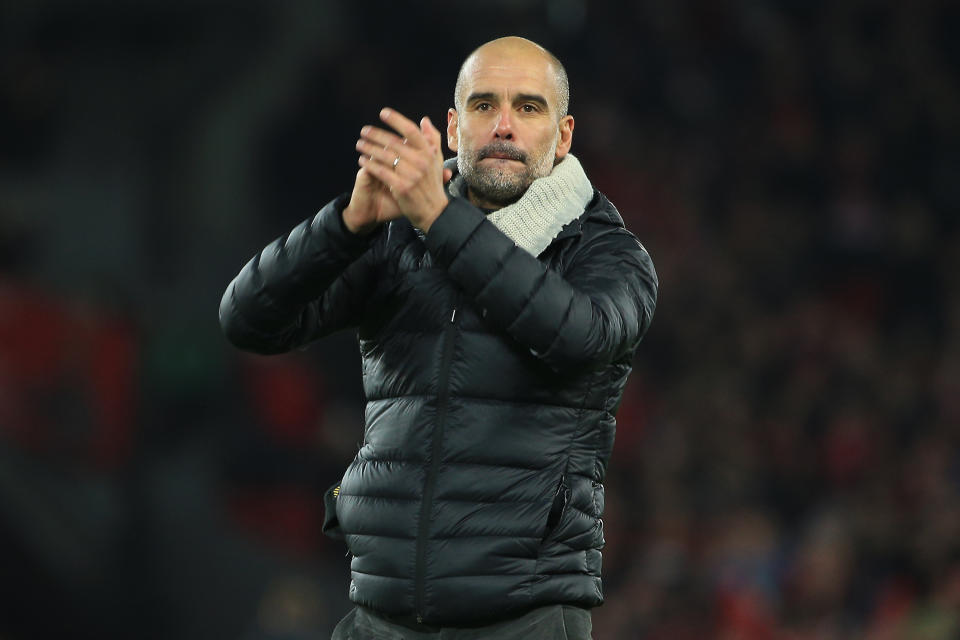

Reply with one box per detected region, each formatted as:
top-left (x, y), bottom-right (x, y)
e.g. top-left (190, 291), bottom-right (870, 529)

top-left (1, 0), bottom-right (958, 638)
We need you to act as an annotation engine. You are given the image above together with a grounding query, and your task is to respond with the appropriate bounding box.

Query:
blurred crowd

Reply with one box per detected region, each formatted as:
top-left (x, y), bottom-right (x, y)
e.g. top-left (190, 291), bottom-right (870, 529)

top-left (1, 0), bottom-right (958, 638)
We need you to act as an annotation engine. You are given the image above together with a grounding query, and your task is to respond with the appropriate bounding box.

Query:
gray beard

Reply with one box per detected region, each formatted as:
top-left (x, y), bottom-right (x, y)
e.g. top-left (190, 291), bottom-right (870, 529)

top-left (456, 134), bottom-right (559, 207)
top-left (459, 160), bottom-right (537, 206)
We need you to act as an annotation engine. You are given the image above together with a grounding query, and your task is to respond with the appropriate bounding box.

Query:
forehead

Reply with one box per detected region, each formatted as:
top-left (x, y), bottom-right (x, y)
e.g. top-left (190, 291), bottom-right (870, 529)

top-left (461, 48), bottom-right (559, 103)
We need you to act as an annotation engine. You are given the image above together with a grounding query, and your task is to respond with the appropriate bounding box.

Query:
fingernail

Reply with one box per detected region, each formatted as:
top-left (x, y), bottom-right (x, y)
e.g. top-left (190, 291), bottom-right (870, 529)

top-left (380, 108), bottom-right (391, 118)
top-left (360, 126), bottom-right (370, 135)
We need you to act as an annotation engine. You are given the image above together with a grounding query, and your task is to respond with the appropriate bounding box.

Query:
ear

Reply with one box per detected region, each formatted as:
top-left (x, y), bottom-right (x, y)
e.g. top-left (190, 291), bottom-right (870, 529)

top-left (554, 114), bottom-right (574, 160)
top-left (447, 108), bottom-right (459, 153)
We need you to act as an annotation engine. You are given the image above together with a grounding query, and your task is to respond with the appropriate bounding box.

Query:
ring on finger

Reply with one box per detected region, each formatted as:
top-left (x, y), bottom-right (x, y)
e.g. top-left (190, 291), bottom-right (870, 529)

top-left (393, 156), bottom-right (401, 169)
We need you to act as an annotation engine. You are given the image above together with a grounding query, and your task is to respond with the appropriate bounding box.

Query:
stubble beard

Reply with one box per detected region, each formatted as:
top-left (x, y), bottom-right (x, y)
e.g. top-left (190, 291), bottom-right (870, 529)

top-left (457, 129), bottom-right (559, 208)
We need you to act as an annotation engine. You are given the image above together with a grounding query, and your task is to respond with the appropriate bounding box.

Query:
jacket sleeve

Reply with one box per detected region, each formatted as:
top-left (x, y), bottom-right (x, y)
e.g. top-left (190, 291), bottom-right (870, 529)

top-left (424, 197), bottom-right (658, 372)
top-left (218, 194), bottom-right (382, 354)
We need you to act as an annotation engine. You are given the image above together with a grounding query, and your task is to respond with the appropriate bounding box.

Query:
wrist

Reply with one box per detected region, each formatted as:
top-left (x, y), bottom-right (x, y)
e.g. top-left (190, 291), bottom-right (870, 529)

top-left (414, 197), bottom-right (449, 234)
top-left (342, 205), bottom-right (378, 235)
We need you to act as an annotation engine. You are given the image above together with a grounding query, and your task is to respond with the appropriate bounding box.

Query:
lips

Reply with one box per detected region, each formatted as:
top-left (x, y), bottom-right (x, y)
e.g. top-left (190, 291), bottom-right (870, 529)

top-left (478, 143), bottom-right (525, 163)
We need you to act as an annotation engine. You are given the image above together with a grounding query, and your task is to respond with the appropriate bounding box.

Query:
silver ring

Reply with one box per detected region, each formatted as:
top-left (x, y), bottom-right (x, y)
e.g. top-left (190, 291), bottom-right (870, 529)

top-left (392, 156), bottom-right (400, 169)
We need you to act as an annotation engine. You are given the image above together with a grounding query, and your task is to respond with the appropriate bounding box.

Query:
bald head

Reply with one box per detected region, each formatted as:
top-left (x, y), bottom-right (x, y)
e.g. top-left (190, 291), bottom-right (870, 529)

top-left (454, 37), bottom-right (570, 119)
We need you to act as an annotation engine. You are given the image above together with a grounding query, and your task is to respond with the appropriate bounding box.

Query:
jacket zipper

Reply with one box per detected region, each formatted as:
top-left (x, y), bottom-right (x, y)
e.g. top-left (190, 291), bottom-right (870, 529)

top-left (415, 293), bottom-right (460, 624)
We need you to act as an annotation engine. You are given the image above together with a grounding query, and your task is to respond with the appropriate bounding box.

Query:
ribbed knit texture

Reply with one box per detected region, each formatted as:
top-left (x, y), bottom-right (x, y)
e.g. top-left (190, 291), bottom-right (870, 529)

top-left (444, 154), bottom-right (594, 257)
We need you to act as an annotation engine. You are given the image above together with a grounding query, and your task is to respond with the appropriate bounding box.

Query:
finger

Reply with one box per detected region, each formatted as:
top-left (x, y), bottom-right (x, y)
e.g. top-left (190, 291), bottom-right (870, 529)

top-left (356, 138), bottom-right (415, 174)
top-left (358, 125), bottom-right (409, 154)
top-left (357, 126), bottom-right (422, 172)
top-left (353, 165), bottom-right (385, 194)
top-left (380, 108), bottom-right (426, 148)
top-left (355, 165), bottom-right (389, 189)
top-left (420, 115), bottom-right (439, 140)
top-left (358, 153), bottom-right (404, 191)
top-left (420, 116), bottom-right (445, 156)
top-left (443, 168), bottom-right (453, 183)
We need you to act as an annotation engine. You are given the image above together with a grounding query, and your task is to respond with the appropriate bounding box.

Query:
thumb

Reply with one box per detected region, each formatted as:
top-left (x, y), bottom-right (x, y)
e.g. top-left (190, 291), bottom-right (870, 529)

top-left (443, 168), bottom-right (453, 183)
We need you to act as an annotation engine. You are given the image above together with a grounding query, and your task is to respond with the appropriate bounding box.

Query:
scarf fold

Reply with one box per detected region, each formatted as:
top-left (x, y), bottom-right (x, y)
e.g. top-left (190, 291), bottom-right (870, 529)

top-left (444, 153), bottom-right (593, 257)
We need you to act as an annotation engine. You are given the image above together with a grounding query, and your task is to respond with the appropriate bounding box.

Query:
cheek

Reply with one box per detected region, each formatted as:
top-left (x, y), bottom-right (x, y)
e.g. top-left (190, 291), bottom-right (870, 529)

top-left (460, 117), bottom-right (496, 145)
top-left (454, 124), bottom-right (471, 150)
top-left (458, 129), bottom-right (484, 156)
top-left (534, 127), bottom-right (560, 157)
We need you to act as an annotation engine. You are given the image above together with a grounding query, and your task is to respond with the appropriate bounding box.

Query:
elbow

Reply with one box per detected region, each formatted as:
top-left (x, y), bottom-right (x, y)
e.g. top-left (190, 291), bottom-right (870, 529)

top-left (538, 342), bottom-right (628, 375)
top-left (219, 286), bottom-right (252, 351)
top-left (218, 283), bottom-right (298, 355)
top-left (536, 331), bottom-right (621, 374)
top-left (538, 305), bottom-right (645, 374)
top-left (219, 307), bottom-right (248, 350)
top-left (219, 313), bottom-right (285, 355)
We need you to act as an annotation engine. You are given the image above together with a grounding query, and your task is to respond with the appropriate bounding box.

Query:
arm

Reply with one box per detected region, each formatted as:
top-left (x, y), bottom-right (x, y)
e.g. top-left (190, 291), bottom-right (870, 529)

top-left (424, 198), bottom-right (658, 372)
top-left (221, 106), bottom-right (448, 354)
top-left (219, 194), bottom-right (382, 354)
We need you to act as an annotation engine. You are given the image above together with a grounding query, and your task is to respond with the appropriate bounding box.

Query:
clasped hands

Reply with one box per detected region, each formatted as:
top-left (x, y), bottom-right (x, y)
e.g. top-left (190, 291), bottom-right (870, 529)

top-left (343, 108), bottom-right (453, 235)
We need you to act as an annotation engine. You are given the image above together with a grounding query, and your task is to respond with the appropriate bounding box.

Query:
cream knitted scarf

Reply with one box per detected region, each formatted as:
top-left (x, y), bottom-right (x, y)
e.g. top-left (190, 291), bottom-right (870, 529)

top-left (444, 153), bottom-right (594, 257)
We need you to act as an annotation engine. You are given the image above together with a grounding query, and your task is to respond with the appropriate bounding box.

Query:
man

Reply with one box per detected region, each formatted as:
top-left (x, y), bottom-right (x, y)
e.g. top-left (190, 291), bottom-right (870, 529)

top-left (220, 36), bottom-right (657, 639)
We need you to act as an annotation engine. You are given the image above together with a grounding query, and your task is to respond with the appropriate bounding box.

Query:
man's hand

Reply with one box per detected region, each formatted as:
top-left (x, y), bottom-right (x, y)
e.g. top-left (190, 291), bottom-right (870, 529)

top-left (355, 108), bottom-right (453, 233)
top-left (343, 162), bottom-right (403, 236)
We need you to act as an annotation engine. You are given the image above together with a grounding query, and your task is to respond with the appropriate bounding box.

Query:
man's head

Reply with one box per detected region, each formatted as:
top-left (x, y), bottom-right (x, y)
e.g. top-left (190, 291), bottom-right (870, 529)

top-left (447, 37), bottom-right (574, 210)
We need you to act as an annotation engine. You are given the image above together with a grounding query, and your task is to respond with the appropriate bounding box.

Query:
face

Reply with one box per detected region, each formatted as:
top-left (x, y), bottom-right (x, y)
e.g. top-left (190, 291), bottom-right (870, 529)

top-left (448, 45), bottom-right (574, 209)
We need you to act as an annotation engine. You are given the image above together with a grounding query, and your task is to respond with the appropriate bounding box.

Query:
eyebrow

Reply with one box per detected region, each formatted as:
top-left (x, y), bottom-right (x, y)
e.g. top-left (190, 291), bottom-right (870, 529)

top-left (515, 93), bottom-right (549, 110)
top-left (465, 91), bottom-right (550, 111)
top-left (466, 91), bottom-right (498, 105)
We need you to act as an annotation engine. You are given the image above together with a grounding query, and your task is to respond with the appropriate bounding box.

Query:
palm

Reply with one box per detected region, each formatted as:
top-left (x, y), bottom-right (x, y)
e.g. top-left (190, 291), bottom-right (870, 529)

top-left (361, 171), bottom-right (402, 223)
top-left (343, 167), bottom-right (402, 233)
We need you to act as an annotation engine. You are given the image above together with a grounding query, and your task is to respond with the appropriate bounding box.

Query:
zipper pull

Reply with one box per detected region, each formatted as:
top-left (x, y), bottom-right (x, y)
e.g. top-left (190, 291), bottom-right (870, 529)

top-left (450, 292), bottom-right (461, 324)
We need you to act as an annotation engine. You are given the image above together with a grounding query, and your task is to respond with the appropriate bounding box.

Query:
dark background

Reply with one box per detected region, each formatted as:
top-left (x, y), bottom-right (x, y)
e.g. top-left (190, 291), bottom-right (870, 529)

top-left (2, 0), bottom-right (959, 638)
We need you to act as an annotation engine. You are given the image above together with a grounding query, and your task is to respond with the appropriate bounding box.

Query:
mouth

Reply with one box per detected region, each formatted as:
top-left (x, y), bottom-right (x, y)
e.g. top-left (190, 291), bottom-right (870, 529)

top-left (478, 145), bottom-right (526, 163)
top-left (480, 153), bottom-right (525, 165)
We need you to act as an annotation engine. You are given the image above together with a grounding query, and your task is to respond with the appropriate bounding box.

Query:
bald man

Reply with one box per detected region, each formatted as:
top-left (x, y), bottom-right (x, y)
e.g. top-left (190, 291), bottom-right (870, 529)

top-left (220, 37), bottom-right (658, 639)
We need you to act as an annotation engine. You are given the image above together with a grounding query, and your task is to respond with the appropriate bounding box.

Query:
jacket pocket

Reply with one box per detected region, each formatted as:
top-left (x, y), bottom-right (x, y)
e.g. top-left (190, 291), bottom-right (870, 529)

top-left (321, 483), bottom-right (345, 541)
top-left (542, 476), bottom-right (570, 541)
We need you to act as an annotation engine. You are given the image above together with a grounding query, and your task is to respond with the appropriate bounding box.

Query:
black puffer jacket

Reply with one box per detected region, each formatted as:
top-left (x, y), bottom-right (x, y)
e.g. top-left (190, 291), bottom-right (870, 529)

top-left (219, 187), bottom-right (657, 626)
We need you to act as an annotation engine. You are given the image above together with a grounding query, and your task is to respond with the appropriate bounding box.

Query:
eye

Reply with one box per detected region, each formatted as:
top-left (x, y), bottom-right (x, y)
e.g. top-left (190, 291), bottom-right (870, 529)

top-left (477, 102), bottom-right (492, 111)
top-left (521, 103), bottom-right (540, 113)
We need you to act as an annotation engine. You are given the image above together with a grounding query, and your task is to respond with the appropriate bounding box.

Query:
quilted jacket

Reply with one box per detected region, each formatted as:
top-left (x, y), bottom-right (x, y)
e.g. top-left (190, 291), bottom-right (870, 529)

top-left (219, 183), bottom-right (658, 626)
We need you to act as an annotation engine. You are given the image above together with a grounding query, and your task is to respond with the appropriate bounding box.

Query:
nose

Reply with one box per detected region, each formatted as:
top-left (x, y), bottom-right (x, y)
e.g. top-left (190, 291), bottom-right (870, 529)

top-left (493, 110), bottom-right (513, 139)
